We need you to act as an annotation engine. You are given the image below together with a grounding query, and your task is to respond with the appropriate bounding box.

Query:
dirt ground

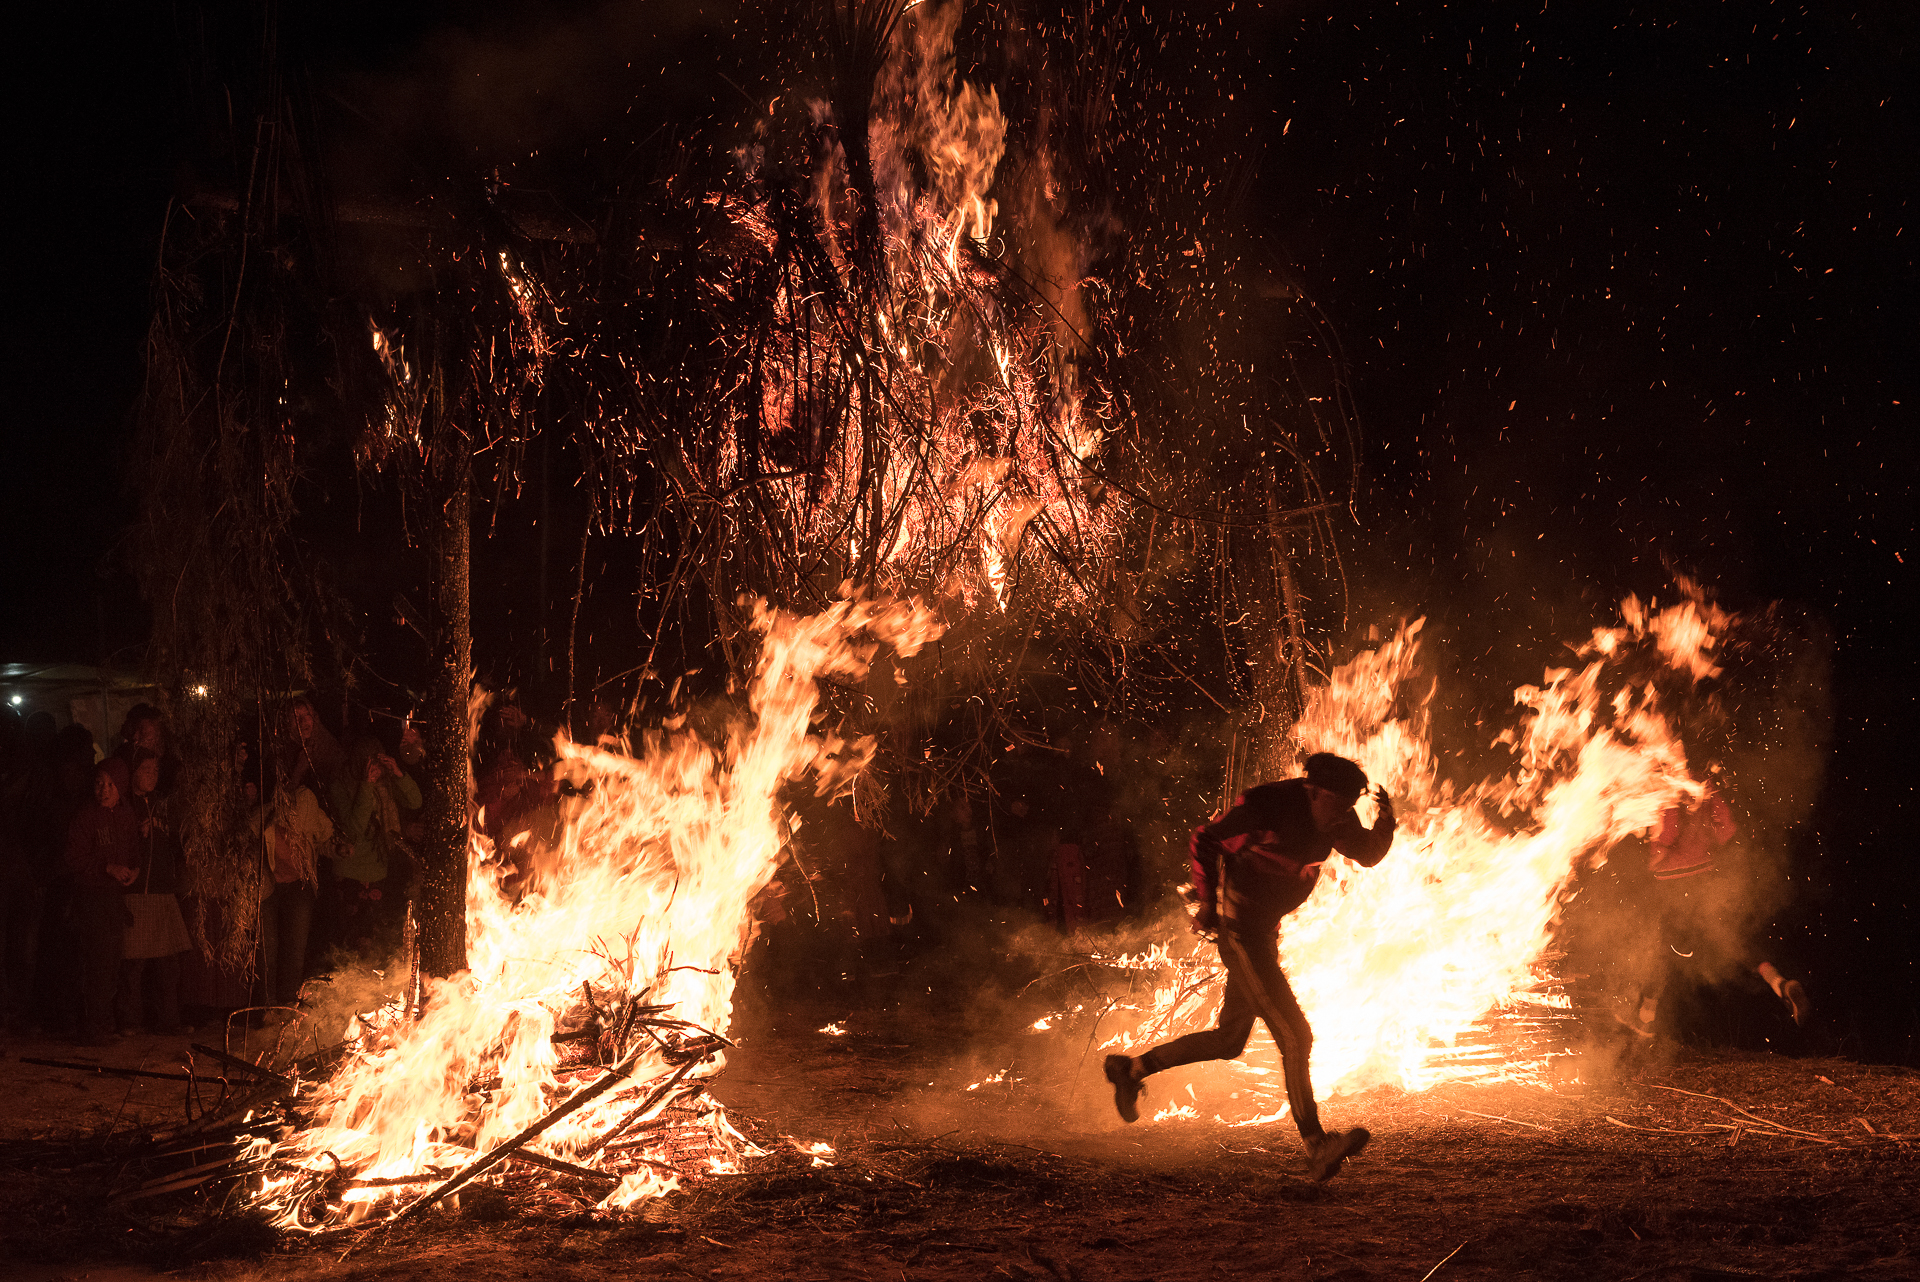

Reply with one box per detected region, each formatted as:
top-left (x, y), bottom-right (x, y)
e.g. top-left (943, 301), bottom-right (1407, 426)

top-left (1, 1004), bottom-right (1914, 1282)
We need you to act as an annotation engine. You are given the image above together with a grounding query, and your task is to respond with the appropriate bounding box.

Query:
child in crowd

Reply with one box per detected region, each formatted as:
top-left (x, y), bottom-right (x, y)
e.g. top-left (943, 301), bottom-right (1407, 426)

top-left (118, 751), bottom-right (192, 1033)
top-left (257, 770), bottom-right (334, 1007)
top-left (64, 759), bottom-right (140, 1045)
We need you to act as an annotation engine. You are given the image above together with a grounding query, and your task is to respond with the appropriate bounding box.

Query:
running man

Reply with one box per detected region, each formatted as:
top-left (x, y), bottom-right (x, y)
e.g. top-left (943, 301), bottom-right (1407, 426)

top-left (1105, 753), bottom-right (1395, 1182)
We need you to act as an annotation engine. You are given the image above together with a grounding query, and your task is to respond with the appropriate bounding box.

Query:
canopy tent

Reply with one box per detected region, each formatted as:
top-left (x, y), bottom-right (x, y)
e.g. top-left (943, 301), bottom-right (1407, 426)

top-left (0, 662), bottom-right (162, 755)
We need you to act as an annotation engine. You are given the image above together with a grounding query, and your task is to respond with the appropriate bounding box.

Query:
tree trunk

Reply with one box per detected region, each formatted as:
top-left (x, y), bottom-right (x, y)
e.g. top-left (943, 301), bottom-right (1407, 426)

top-left (419, 439), bottom-right (473, 979)
top-left (1246, 484), bottom-right (1312, 783)
top-left (1273, 529), bottom-right (1311, 715)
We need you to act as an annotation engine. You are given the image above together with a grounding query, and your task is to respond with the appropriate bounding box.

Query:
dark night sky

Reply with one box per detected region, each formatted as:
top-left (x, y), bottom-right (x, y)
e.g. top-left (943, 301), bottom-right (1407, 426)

top-left (1252, 4), bottom-right (1916, 1058)
top-left (7, 3), bottom-right (1915, 1050)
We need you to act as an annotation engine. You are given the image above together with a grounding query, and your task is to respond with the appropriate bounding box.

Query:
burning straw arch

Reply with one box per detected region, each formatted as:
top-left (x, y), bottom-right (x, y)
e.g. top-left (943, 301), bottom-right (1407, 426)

top-left (133, 0), bottom-right (1367, 985)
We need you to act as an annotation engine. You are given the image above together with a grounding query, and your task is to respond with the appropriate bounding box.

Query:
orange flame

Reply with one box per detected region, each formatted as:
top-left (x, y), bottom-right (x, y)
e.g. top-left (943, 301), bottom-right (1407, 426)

top-left (1089, 593), bottom-right (1729, 1114)
top-left (256, 595), bottom-right (941, 1226)
top-left (723, 0), bottom-right (1118, 618)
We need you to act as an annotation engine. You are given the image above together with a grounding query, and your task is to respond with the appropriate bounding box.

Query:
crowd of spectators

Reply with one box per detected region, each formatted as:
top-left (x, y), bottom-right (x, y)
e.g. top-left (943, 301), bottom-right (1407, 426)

top-left (0, 686), bottom-right (1207, 1045)
top-left (0, 699), bottom-right (428, 1047)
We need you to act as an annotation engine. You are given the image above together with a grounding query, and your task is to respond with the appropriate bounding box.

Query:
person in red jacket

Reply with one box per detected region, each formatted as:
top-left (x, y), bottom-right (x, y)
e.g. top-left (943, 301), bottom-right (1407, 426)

top-left (1104, 753), bottom-right (1395, 1183)
top-left (1619, 764), bottom-right (1811, 1038)
top-left (64, 759), bottom-right (141, 1045)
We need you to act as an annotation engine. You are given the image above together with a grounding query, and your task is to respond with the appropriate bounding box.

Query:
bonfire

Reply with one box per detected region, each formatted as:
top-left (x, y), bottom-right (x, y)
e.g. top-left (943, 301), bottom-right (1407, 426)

top-left (100, 595), bottom-right (938, 1233)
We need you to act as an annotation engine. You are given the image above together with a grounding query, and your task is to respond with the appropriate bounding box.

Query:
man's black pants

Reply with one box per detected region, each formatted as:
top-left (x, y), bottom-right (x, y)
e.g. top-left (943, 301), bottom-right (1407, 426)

top-left (1138, 928), bottom-right (1324, 1143)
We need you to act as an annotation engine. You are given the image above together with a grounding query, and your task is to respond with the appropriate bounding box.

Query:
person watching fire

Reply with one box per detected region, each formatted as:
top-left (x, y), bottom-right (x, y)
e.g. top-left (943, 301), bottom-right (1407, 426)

top-left (1104, 753), bottom-right (1394, 1183)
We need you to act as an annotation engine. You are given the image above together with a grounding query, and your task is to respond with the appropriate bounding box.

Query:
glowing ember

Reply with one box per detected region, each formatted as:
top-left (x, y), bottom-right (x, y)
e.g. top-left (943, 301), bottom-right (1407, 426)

top-left (239, 594), bottom-right (939, 1229)
top-left (818, 1022), bottom-right (850, 1037)
top-left (1072, 591), bottom-right (1732, 1117)
top-left (1230, 1110), bottom-right (1291, 1129)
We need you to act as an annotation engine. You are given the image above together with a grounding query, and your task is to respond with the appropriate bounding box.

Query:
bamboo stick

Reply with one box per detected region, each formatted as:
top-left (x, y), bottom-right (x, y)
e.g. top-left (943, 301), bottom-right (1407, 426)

top-left (190, 1043), bottom-right (292, 1087)
top-left (509, 1150), bottom-right (619, 1183)
top-left (347, 1172), bottom-right (446, 1189)
top-left (111, 1159), bottom-right (277, 1203)
top-left (387, 1047), bottom-right (646, 1226)
top-left (579, 1059), bottom-right (701, 1158)
top-left (130, 1151), bottom-right (264, 1189)
top-left (21, 1057), bottom-right (196, 1082)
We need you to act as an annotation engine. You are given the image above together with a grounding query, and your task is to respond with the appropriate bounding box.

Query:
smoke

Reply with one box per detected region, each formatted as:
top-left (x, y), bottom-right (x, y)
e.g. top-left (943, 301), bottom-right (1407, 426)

top-left (321, 0), bottom-right (748, 180)
top-left (294, 950), bottom-right (416, 1057)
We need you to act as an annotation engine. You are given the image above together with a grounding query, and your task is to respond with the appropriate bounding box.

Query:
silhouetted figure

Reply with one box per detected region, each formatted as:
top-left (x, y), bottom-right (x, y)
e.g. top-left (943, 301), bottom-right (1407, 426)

top-left (113, 704), bottom-right (178, 794)
top-left (1619, 763), bottom-right (1811, 1039)
top-left (1105, 753), bottom-right (1395, 1183)
top-left (119, 751), bottom-right (191, 1033)
top-left (64, 759), bottom-right (140, 1044)
top-left (278, 698), bottom-right (344, 796)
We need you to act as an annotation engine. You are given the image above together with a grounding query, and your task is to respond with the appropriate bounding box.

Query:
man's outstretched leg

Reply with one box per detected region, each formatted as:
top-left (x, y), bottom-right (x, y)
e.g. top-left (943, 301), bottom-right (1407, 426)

top-left (1105, 971), bottom-right (1254, 1124)
top-left (1105, 932), bottom-right (1368, 1182)
top-left (1757, 961), bottom-right (1812, 1026)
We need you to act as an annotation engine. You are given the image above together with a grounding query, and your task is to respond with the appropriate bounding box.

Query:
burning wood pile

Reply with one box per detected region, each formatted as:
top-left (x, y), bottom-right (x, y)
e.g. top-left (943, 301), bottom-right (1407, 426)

top-left (98, 996), bottom-right (739, 1234)
top-left (76, 596), bottom-right (941, 1240)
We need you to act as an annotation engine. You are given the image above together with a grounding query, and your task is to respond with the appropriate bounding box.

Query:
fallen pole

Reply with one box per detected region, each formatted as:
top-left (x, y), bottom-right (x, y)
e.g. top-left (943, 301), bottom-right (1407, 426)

top-left (21, 1058), bottom-right (196, 1082)
top-left (387, 1046), bottom-right (646, 1227)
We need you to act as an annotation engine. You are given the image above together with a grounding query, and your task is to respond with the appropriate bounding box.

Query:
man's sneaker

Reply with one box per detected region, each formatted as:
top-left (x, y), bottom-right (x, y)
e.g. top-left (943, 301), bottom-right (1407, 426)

top-left (1307, 1127), bottom-right (1371, 1182)
top-left (1104, 1055), bottom-right (1143, 1124)
top-left (1780, 980), bottom-right (1812, 1027)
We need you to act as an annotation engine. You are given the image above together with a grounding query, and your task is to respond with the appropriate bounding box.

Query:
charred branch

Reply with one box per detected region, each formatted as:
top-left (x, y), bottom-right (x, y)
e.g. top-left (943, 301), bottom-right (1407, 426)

top-left (389, 1046), bottom-right (646, 1226)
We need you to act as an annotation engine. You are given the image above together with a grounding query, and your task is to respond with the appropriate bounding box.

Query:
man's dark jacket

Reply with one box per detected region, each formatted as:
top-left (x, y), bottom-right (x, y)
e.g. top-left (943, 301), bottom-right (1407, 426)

top-left (1189, 779), bottom-right (1395, 936)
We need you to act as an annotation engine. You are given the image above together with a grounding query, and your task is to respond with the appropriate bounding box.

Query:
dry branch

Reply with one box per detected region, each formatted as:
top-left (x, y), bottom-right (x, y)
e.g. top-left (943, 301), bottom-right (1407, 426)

top-left (21, 1058), bottom-right (197, 1082)
top-left (1455, 1108), bottom-right (1551, 1132)
top-left (1605, 1116), bottom-right (1736, 1136)
top-left (190, 1043), bottom-right (292, 1086)
top-left (389, 1047), bottom-right (647, 1226)
top-left (1646, 1084), bottom-right (1833, 1140)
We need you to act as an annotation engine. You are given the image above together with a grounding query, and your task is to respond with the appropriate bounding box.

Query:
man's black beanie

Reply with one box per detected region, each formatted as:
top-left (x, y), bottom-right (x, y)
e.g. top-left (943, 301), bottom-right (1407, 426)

top-left (1304, 752), bottom-right (1368, 802)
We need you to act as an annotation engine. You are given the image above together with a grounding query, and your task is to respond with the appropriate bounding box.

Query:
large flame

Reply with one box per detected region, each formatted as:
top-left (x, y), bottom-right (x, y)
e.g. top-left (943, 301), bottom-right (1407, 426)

top-left (725, 0), bottom-right (1120, 617)
top-left (1091, 592), bottom-right (1731, 1115)
top-left (249, 595), bottom-right (940, 1227)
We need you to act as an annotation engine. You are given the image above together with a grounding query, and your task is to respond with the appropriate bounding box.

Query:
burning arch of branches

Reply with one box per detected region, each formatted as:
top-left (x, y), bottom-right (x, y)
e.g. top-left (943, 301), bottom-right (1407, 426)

top-left (135, 0), bottom-right (1369, 978)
